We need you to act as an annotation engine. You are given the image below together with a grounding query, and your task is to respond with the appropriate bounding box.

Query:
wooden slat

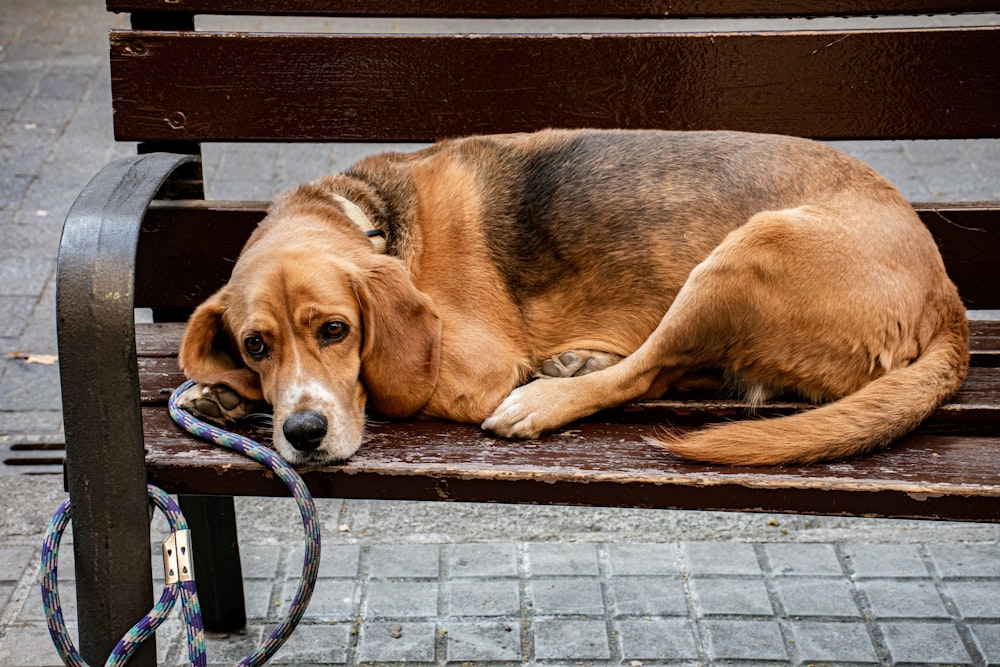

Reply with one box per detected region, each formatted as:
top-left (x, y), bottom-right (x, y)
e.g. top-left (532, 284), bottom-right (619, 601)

top-left (135, 350), bottom-right (1000, 426)
top-left (137, 321), bottom-right (1000, 521)
top-left (111, 28), bottom-right (1000, 143)
top-left (135, 201), bottom-right (1000, 310)
top-left (140, 406), bottom-right (1000, 521)
top-left (107, 0), bottom-right (1000, 18)
top-left (137, 320), bottom-right (1000, 367)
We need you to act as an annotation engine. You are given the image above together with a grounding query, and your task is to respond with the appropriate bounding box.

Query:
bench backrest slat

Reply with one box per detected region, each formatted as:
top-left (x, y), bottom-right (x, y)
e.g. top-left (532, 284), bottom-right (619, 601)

top-left (136, 203), bottom-right (1000, 310)
top-left (108, 1), bottom-right (1000, 18)
top-left (111, 28), bottom-right (1000, 143)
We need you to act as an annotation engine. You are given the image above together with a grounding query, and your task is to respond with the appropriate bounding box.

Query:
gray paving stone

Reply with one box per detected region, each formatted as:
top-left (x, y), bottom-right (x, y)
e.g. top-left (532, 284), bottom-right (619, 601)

top-left (610, 576), bottom-right (688, 616)
top-left (0, 407), bottom-right (60, 435)
top-left (446, 578), bottom-right (521, 617)
top-left (764, 543), bottom-right (842, 575)
top-left (927, 543), bottom-right (1000, 578)
top-left (607, 542), bottom-right (680, 575)
top-left (788, 620), bottom-right (879, 664)
top-left (0, 361), bottom-right (61, 412)
top-left (773, 577), bottom-right (861, 618)
top-left (616, 618), bottom-right (699, 660)
top-left (861, 579), bottom-right (950, 619)
top-left (282, 578), bottom-right (356, 622)
top-left (843, 543), bottom-right (928, 578)
top-left (527, 542), bottom-right (599, 575)
top-left (21, 577), bottom-right (74, 621)
top-left (702, 619), bottom-right (788, 661)
top-left (238, 544), bottom-right (281, 579)
top-left (0, 623), bottom-right (77, 666)
top-left (365, 580), bottom-right (438, 619)
top-left (0, 296), bottom-right (35, 338)
top-left (0, 222), bottom-right (64, 261)
top-left (946, 581), bottom-right (1000, 619)
top-left (684, 541), bottom-right (761, 576)
top-left (0, 582), bottom-right (14, 611)
top-left (444, 621), bottom-right (520, 661)
top-left (201, 625), bottom-right (265, 666)
top-left (970, 623), bottom-right (1000, 666)
top-left (881, 621), bottom-right (973, 665)
top-left (533, 619), bottom-right (610, 660)
top-left (287, 543), bottom-right (360, 578)
top-left (0, 545), bottom-right (34, 581)
top-left (0, 257), bottom-right (51, 296)
top-left (0, 174), bottom-right (33, 211)
top-left (368, 543), bottom-right (438, 578)
top-left (529, 577), bottom-right (604, 616)
top-left (356, 621), bottom-right (436, 662)
top-left (244, 578), bottom-right (277, 621)
top-left (269, 623), bottom-right (351, 664)
top-left (447, 543), bottom-right (518, 578)
top-left (690, 577), bottom-right (773, 616)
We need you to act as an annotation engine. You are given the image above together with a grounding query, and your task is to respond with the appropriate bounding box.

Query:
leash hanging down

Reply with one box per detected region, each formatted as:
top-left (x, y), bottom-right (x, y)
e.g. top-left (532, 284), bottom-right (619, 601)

top-left (41, 380), bottom-right (321, 666)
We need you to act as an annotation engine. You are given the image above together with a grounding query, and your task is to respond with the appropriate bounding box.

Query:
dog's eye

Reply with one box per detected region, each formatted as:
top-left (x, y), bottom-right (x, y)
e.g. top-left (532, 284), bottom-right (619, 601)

top-left (244, 335), bottom-right (268, 359)
top-left (320, 320), bottom-right (349, 344)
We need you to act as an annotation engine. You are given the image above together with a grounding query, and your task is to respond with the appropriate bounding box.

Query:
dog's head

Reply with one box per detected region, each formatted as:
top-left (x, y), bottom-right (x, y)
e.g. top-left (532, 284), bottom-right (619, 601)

top-left (178, 191), bottom-right (441, 465)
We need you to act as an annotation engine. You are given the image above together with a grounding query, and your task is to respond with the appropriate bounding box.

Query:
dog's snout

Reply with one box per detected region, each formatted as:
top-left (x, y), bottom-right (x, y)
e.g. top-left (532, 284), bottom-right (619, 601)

top-left (282, 410), bottom-right (328, 452)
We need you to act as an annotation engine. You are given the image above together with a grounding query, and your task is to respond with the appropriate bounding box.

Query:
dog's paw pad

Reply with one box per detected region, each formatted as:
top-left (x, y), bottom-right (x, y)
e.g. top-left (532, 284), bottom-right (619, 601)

top-left (538, 350), bottom-right (622, 378)
top-left (177, 382), bottom-right (257, 425)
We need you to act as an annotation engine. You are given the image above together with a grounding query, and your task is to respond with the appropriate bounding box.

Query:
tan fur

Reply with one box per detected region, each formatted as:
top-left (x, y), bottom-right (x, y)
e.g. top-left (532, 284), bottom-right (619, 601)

top-left (178, 129), bottom-right (969, 466)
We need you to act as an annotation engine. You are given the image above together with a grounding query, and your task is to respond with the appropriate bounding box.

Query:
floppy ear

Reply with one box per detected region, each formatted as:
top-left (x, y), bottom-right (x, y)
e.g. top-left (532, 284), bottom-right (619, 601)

top-left (354, 256), bottom-right (442, 418)
top-left (178, 289), bottom-right (264, 401)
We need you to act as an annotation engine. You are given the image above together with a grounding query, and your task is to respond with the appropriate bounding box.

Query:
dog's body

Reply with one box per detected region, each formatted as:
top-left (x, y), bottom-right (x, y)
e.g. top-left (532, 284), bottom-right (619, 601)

top-left (178, 129), bottom-right (968, 466)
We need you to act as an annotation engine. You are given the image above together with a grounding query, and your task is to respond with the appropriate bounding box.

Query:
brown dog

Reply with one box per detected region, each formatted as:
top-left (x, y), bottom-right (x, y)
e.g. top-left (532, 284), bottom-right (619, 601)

top-left (177, 129), bottom-right (968, 466)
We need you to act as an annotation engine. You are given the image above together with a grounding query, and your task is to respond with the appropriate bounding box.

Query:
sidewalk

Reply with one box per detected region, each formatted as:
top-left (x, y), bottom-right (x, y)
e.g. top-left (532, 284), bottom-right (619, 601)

top-left (1, 1), bottom-right (999, 664)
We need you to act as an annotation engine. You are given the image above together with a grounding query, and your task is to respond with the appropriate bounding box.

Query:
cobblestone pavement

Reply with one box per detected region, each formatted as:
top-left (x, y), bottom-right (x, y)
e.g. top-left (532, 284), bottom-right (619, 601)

top-left (1, 1), bottom-right (999, 664)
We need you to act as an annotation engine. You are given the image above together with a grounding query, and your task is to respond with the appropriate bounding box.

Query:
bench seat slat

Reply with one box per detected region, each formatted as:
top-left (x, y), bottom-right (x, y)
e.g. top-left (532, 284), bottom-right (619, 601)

top-left (107, 0), bottom-right (1000, 18)
top-left (111, 28), bottom-right (1000, 143)
top-left (137, 323), bottom-right (1000, 521)
top-left (135, 351), bottom-right (1000, 429)
top-left (137, 321), bottom-right (1000, 368)
top-left (140, 406), bottom-right (1000, 521)
top-left (135, 202), bottom-right (1000, 311)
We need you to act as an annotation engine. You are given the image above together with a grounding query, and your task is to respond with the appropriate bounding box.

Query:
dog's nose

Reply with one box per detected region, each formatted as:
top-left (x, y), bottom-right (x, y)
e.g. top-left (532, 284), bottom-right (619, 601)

top-left (282, 410), bottom-right (328, 452)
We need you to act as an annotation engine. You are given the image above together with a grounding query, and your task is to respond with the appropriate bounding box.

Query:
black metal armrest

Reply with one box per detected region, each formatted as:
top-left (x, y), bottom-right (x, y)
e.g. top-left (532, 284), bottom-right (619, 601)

top-left (56, 152), bottom-right (197, 666)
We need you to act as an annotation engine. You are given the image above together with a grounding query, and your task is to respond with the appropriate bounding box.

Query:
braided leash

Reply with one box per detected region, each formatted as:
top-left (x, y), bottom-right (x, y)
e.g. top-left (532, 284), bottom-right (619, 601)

top-left (41, 380), bottom-right (321, 666)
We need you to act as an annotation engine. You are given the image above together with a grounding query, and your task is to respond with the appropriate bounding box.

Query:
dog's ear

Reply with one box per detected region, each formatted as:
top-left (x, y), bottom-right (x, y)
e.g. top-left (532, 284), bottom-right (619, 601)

top-left (178, 289), bottom-right (264, 401)
top-left (354, 256), bottom-right (441, 418)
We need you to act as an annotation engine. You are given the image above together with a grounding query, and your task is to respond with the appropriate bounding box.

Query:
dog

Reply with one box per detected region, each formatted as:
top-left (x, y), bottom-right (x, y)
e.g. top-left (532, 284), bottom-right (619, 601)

top-left (177, 129), bottom-right (969, 467)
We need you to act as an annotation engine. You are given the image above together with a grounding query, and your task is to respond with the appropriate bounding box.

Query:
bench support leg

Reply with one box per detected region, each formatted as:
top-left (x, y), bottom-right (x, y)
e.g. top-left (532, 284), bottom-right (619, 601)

top-left (178, 495), bottom-right (247, 632)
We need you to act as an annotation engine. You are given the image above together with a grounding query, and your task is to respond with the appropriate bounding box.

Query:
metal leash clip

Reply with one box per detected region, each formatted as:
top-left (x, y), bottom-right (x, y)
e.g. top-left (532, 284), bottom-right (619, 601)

top-left (162, 529), bottom-right (194, 585)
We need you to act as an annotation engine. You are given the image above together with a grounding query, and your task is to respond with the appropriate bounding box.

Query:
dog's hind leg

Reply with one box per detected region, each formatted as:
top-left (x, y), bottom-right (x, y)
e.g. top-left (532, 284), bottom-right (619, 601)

top-left (483, 205), bottom-right (851, 439)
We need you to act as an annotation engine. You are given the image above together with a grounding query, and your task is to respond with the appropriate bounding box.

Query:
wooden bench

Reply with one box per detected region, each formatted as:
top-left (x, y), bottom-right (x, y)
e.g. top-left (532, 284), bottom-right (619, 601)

top-left (58, 2), bottom-right (1000, 663)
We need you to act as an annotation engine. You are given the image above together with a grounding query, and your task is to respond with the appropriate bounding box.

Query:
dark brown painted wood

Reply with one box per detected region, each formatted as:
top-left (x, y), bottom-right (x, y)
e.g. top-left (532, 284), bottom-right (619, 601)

top-left (136, 319), bottom-right (1000, 522)
top-left (129, 321), bottom-right (1000, 370)
top-left (111, 28), bottom-right (1000, 143)
top-left (135, 201), bottom-right (1000, 310)
top-left (139, 405), bottom-right (1000, 521)
top-left (135, 349), bottom-right (1000, 427)
top-left (107, 0), bottom-right (1000, 18)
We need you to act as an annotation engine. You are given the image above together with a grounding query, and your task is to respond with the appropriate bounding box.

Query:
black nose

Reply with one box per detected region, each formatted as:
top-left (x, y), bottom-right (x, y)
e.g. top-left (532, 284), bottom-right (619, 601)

top-left (282, 410), bottom-right (328, 452)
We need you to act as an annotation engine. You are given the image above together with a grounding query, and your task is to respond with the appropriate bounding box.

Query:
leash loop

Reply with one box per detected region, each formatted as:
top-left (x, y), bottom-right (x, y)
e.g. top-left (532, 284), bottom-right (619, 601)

top-left (41, 486), bottom-right (207, 667)
top-left (42, 380), bottom-right (321, 666)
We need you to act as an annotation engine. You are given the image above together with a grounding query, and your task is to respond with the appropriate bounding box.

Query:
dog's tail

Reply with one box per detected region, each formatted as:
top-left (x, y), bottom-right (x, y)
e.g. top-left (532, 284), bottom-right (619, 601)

top-left (657, 315), bottom-right (969, 466)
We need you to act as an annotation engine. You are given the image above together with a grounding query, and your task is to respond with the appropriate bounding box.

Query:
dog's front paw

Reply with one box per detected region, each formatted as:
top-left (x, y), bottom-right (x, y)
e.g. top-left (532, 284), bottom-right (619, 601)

top-left (176, 382), bottom-right (259, 425)
top-left (482, 378), bottom-right (587, 439)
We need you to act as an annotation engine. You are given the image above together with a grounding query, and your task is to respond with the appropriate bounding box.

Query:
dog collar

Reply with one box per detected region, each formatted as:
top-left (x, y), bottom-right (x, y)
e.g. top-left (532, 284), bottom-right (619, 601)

top-left (331, 193), bottom-right (387, 254)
